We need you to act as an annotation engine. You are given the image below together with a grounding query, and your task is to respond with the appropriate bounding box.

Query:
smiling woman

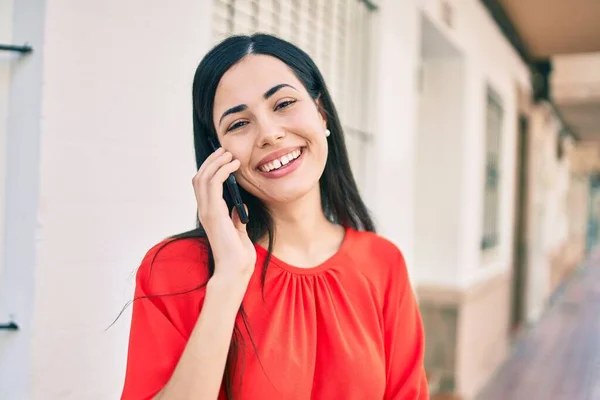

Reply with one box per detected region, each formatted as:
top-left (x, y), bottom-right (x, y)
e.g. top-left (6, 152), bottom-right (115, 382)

top-left (120, 34), bottom-right (428, 400)
top-left (213, 55), bottom-right (330, 206)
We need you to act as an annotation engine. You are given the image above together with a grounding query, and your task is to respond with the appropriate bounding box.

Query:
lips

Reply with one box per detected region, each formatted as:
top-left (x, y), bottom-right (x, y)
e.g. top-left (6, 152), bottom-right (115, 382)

top-left (258, 148), bottom-right (302, 172)
top-left (256, 147), bottom-right (304, 172)
top-left (256, 147), bottom-right (305, 179)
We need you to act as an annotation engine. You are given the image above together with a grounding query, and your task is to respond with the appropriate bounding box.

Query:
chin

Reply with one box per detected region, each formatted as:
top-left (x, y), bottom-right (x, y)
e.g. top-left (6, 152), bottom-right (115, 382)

top-left (259, 179), bottom-right (320, 205)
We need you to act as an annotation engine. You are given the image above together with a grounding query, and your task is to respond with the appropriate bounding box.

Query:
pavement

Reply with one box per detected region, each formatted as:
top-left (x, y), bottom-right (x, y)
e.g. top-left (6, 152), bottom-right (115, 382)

top-left (476, 250), bottom-right (600, 400)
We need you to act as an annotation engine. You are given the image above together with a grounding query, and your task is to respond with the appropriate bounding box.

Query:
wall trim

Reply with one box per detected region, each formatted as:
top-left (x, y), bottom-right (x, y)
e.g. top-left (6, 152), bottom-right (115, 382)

top-left (417, 270), bottom-right (512, 305)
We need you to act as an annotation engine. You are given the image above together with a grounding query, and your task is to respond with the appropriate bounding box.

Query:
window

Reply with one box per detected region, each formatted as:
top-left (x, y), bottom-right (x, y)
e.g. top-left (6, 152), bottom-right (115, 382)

top-left (481, 87), bottom-right (503, 250)
top-left (211, 0), bottom-right (375, 190)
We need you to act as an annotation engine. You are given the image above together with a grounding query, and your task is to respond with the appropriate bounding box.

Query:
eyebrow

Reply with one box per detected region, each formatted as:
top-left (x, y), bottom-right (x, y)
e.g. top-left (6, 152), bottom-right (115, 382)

top-left (263, 83), bottom-right (296, 99)
top-left (218, 83), bottom-right (297, 126)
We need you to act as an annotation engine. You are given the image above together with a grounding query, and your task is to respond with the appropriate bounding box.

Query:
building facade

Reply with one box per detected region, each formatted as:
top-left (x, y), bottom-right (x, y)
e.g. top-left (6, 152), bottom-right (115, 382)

top-left (0, 0), bottom-right (597, 398)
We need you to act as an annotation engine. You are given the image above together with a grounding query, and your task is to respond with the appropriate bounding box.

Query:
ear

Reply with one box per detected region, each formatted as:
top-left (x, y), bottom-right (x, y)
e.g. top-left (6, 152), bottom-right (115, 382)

top-left (315, 95), bottom-right (328, 129)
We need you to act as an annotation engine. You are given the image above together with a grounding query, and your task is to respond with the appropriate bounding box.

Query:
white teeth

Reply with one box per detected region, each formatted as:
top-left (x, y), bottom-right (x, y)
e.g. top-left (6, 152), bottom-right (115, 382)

top-left (259, 149), bottom-right (302, 172)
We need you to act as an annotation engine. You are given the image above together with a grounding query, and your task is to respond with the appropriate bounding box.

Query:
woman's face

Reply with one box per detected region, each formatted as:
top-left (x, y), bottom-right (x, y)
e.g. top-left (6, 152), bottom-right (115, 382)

top-left (212, 54), bottom-right (328, 205)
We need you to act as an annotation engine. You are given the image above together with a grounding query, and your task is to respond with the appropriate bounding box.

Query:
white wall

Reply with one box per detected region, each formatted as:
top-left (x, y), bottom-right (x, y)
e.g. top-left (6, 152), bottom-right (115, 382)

top-left (0, 0), bottom-right (46, 398)
top-left (414, 39), bottom-right (465, 285)
top-left (0, 0), bottom-right (215, 398)
top-left (414, 0), bottom-right (530, 289)
top-left (552, 52), bottom-right (600, 97)
top-left (367, 0), bottom-right (421, 279)
top-left (567, 171), bottom-right (588, 242)
top-left (525, 104), bottom-right (571, 322)
top-left (369, 0), bottom-right (531, 290)
top-left (0, 0), bottom-right (14, 295)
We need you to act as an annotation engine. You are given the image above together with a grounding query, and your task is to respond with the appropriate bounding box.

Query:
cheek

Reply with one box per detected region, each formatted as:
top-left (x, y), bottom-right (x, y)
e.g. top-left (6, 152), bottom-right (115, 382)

top-left (284, 104), bottom-right (322, 134)
top-left (221, 136), bottom-right (253, 163)
top-left (317, 138), bottom-right (329, 168)
top-left (226, 142), bottom-right (258, 185)
top-left (235, 148), bottom-right (253, 167)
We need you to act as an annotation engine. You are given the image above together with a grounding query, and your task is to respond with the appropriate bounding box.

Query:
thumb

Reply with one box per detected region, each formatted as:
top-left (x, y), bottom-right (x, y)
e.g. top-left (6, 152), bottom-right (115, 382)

top-left (231, 204), bottom-right (249, 233)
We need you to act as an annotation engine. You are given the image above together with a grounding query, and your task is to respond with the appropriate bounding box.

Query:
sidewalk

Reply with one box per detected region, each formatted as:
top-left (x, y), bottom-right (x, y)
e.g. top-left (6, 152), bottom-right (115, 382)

top-left (476, 251), bottom-right (600, 400)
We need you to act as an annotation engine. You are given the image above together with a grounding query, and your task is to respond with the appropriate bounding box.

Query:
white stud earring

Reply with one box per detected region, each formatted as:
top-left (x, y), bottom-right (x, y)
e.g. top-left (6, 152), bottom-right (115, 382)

top-left (325, 128), bottom-right (331, 137)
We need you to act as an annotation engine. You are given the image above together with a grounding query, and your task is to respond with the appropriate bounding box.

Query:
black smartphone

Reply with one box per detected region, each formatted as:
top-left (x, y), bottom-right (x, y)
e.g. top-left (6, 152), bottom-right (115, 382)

top-left (208, 138), bottom-right (249, 224)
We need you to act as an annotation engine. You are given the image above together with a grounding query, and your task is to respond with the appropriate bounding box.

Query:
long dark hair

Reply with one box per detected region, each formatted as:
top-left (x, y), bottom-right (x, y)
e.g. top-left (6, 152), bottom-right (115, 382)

top-left (152, 33), bottom-right (374, 398)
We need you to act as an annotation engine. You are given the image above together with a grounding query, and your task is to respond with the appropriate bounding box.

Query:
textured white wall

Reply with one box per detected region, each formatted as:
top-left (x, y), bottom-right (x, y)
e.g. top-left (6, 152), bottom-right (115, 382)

top-left (2, 0), bottom-right (214, 398)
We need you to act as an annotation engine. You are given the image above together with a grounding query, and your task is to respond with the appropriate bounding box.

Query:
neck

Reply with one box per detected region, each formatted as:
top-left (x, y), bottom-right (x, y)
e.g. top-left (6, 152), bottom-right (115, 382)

top-left (262, 187), bottom-right (338, 254)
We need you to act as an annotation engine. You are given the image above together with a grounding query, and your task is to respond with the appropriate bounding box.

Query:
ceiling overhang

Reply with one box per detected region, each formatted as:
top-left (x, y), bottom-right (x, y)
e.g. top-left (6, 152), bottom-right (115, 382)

top-left (481, 0), bottom-right (600, 142)
top-left (498, 0), bottom-right (600, 58)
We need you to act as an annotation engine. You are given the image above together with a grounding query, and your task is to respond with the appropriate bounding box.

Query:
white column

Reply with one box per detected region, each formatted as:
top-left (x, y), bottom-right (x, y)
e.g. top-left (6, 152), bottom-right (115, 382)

top-left (367, 0), bottom-right (421, 279)
top-left (414, 57), bottom-right (466, 287)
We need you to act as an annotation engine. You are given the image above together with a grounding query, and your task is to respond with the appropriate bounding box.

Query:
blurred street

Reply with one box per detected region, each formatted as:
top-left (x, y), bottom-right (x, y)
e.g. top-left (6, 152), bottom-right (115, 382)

top-left (477, 251), bottom-right (600, 400)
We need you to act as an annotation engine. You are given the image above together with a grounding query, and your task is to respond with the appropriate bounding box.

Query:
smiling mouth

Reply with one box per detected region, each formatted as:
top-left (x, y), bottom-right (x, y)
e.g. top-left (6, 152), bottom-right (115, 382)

top-left (258, 148), bottom-right (303, 173)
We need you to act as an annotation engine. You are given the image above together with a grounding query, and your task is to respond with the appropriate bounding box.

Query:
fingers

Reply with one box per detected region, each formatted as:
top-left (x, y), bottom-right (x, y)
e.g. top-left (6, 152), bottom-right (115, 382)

top-left (205, 158), bottom-right (240, 208)
top-left (196, 146), bottom-right (225, 177)
top-left (193, 148), bottom-right (242, 223)
top-left (195, 149), bottom-right (232, 186)
top-left (193, 151), bottom-right (231, 199)
top-left (211, 159), bottom-right (240, 188)
top-left (231, 204), bottom-right (249, 233)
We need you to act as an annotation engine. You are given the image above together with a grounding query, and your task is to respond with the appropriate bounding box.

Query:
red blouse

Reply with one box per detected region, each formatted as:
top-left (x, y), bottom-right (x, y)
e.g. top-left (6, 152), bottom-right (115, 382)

top-left (121, 227), bottom-right (429, 399)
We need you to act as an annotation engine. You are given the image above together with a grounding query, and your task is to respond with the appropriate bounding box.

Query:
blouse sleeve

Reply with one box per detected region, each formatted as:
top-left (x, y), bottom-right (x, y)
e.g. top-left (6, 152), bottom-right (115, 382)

top-left (120, 240), bottom-right (208, 400)
top-left (383, 249), bottom-right (429, 400)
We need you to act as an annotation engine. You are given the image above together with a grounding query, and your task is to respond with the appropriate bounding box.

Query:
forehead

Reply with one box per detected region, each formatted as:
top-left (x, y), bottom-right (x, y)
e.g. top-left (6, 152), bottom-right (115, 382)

top-left (214, 55), bottom-right (303, 109)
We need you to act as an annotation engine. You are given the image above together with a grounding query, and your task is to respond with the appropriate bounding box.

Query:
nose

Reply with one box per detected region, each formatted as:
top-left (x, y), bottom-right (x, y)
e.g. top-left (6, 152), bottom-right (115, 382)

top-left (256, 116), bottom-right (285, 148)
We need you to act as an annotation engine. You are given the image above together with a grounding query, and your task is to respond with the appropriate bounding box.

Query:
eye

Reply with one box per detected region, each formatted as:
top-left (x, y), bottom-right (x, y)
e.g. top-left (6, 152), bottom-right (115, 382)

top-left (274, 99), bottom-right (296, 111)
top-left (227, 120), bottom-right (248, 132)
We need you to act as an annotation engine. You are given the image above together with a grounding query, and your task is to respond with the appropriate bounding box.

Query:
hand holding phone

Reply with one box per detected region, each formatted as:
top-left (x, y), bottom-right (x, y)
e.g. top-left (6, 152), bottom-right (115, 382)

top-left (192, 139), bottom-right (256, 282)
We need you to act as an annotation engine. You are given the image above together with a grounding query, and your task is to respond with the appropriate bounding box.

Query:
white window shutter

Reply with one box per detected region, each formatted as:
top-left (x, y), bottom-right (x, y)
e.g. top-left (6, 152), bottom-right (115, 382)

top-left (231, 0), bottom-right (256, 34)
top-left (256, 0), bottom-right (275, 34)
top-left (305, 0), bottom-right (319, 57)
top-left (212, 0), bottom-right (232, 42)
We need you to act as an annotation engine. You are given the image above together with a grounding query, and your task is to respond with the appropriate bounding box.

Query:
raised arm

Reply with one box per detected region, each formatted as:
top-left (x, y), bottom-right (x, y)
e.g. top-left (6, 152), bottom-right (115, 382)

top-left (122, 147), bottom-right (256, 400)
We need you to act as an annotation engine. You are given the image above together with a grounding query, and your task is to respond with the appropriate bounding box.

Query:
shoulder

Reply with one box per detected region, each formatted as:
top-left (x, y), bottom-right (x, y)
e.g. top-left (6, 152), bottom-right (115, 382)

top-left (135, 236), bottom-right (211, 296)
top-left (346, 229), bottom-right (408, 281)
top-left (347, 229), bottom-right (406, 265)
top-left (346, 229), bottom-right (415, 306)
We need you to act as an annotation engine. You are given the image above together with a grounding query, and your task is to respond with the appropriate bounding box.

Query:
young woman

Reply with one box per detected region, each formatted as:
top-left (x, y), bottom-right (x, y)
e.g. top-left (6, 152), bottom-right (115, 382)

top-left (121, 34), bottom-right (428, 400)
